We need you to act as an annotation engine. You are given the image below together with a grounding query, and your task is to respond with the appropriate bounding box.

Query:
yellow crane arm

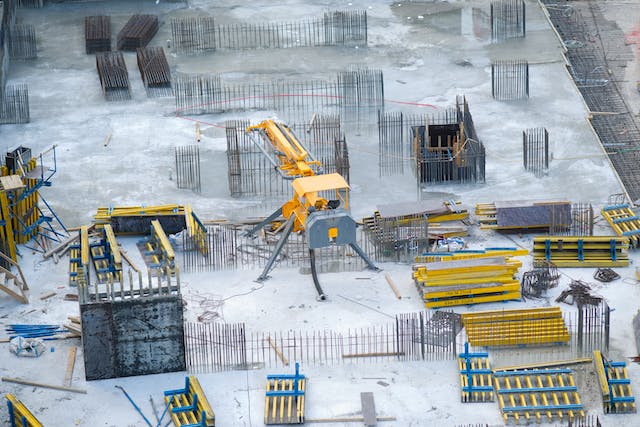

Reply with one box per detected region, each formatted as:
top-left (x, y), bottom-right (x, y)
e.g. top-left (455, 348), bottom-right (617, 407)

top-left (246, 119), bottom-right (321, 177)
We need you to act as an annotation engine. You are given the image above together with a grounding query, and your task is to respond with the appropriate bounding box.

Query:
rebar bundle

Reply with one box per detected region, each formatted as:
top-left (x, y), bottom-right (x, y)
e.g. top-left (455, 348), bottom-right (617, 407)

top-left (0, 84), bottom-right (29, 124)
top-left (171, 16), bottom-right (215, 55)
top-left (491, 60), bottom-right (529, 100)
top-left (556, 280), bottom-right (602, 307)
top-left (85, 15), bottom-right (111, 54)
top-left (521, 261), bottom-right (559, 300)
top-left (95, 51), bottom-right (131, 101)
top-left (9, 24), bottom-right (36, 59)
top-left (523, 127), bottom-right (549, 177)
top-left (175, 145), bottom-right (201, 193)
top-left (171, 10), bottom-right (366, 54)
top-left (117, 14), bottom-right (158, 51)
top-left (490, 0), bottom-right (525, 41)
top-left (136, 46), bottom-right (172, 97)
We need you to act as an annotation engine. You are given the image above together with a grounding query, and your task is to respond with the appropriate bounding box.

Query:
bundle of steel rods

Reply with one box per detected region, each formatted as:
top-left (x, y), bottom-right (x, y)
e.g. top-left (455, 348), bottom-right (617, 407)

top-left (491, 59), bottom-right (529, 100)
top-left (95, 51), bottom-right (131, 101)
top-left (85, 15), bottom-right (111, 54)
top-left (136, 46), bottom-right (172, 97)
top-left (117, 14), bottom-right (158, 51)
top-left (490, 0), bottom-right (525, 41)
top-left (522, 127), bottom-right (549, 177)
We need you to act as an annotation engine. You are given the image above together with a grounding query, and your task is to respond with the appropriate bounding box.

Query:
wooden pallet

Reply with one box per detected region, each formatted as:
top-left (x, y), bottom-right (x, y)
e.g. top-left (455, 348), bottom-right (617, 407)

top-left (593, 351), bottom-right (636, 414)
top-left (265, 363), bottom-right (306, 425)
top-left (164, 376), bottom-right (215, 427)
top-left (461, 307), bottom-right (569, 347)
top-left (458, 343), bottom-right (494, 402)
top-left (494, 368), bottom-right (584, 424)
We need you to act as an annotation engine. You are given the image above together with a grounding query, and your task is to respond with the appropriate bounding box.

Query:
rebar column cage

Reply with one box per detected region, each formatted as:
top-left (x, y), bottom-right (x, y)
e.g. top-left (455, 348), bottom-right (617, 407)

top-left (413, 96), bottom-right (486, 186)
top-left (362, 211), bottom-right (429, 262)
top-left (549, 203), bottom-right (594, 236)
top-left (491, 60), bottom-right (529, 100)
top-left (523, 127), bottom-right (549, 177)
top-left (8, 24), bottom-right (36, 60)
top-left (175, 145), bottom-right (201, 193)
top-left (490, 0), bottom-right (525, 42)
top-left (0, 83), bottom-right (29, 124)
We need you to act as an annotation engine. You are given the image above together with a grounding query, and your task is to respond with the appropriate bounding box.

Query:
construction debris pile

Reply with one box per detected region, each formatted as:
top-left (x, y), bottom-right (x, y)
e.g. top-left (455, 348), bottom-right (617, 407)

top-left (556, 280), bottom-right (603, 306)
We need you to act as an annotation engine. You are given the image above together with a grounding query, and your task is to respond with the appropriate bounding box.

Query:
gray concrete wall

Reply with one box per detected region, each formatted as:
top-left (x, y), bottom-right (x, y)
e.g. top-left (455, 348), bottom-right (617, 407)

top-left (81, 294), bottom-right (185, 380)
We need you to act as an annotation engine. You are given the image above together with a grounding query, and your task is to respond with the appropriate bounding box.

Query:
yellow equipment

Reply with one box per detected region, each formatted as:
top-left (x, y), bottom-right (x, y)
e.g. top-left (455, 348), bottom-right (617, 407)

top-left (245, 119), bottom-right (377, 295)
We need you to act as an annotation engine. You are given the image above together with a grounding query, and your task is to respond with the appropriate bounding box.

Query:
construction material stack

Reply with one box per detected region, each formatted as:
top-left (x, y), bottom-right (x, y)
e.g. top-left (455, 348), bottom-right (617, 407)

top-left (533, 236), bottom-right (629, 267)
top-left (593, 350), bottom-right (636, 414)
top-left (601, 203), bottom-right (640, 248)
top-left (461, 307), bottom-right (570, 347)
top-left (476, 200), bottom-right (571, 231)
top-left (164, 376), bottom-right (215, 427)
top-left (117, 15), bottom-right (158, 51)
top-left (412, 254), bottom-right (522, 308)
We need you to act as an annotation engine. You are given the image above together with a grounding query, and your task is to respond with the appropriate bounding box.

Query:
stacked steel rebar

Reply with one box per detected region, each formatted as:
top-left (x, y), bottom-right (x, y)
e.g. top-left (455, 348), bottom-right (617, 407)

top-left (9, 25), bottom-right (36, 59)
top-left (136, 46), bottom-right (171, 97)
top-left (95, 51), bottom-right (131, 101)
top-left (522, 127), bottom-right (548, 177)
top-left (16, 0), bottom-right (43, 8)
top-left (117, 14), bottom-right (158, 51)
top-left (491, 60), bottom-right (529, 100)
top-left (85, 15), bottom-right (111, 54)
top-left (490, 0), bottom-right (525, 41)
top-left (0, 84), bottom-right (30, 124)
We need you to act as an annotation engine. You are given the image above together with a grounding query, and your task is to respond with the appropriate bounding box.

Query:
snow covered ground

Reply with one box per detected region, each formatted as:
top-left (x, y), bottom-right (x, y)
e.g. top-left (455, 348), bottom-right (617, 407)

top-left (1, 0), bottom-right (640, 426)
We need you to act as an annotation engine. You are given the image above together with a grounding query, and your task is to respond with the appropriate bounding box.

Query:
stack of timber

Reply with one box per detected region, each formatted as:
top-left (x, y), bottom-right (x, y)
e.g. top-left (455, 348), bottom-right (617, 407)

top-left (117, 15), bottom-right (158, 51)
top-left (458, 343), bottom-right (494, 402)
top-left (415, 247), bottom-right (528, 263)
top-left (63, 316), bottom-right (82, 337)
top-left (593, 350), bottom-right (636, 414)
top-left (493, 368), bottom-right (584, 424)
top-left (461, 307), bottom-right (570, 347)
top-left (476, 200), bottom-right (571, 231)
top-left (412, 256), bottom-right (521, 308)
top-left (601, 204), bottom-right (640, 248)
top-left (533, 236), bottom-right (629, 267)
top-left (85, 16), bottom-right (110, 53)
top-left (265, 363), bottom-right (306, 425)
top-left (164, 376), bottom-right (215, 427)
top-left (5, 394), bottom-right (43, 427)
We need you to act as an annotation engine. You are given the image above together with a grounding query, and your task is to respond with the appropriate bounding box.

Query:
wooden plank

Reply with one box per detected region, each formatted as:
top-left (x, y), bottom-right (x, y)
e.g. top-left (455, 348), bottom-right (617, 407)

top-left (65, 347), bottom-right (78, 387)
top-left (119, 247), bottom-right (141, 273)
top-left (39, 291), bottom-right (57, 300)
top-left (384, 273), bottom-right (401, 299)
top-left (267, 336), bottom-right (289, 366)
top-left (2, 376), bottom-right (87, 394)
top-left (361, 392), bottom-right (377, 426)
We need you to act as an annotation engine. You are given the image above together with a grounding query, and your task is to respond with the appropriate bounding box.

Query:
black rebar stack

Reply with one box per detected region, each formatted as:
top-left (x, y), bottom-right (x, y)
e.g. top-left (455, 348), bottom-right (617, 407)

top-left (523, 127), bottom-right (549, 177)
top-left (85, 15), bottom-right (111, 54)
top-left (16, 0), bottom-right (43, 8)
top-left (95, 51), bottom-right (131, 101)
top-left (490, 0), bottom-right (525, 41)
top-left (491, 59), bottom-right (529, 100)
top-left (0, 84), bottom-right (30, 124)
top-left (9, 24), bottom-right (36, 59)
top-left (117, 14), bottom-right (158, 51)
top-left (136, 46), bottom-right (172, 97)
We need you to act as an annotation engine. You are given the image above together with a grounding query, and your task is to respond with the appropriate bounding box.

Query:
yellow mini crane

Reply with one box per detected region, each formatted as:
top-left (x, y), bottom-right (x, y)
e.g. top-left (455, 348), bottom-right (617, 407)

top-left (245, 120), bottom-right (378, 298)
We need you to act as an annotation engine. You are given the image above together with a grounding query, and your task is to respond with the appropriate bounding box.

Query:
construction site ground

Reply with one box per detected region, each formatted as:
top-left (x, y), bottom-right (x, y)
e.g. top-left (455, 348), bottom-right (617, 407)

top-left (1, 0), bottom-right (640, 426)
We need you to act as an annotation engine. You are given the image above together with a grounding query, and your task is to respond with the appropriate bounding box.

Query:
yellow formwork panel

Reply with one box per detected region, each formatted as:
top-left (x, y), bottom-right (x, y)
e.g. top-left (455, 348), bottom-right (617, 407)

top-left (461, 307), bottom-right (562, 324)
top-left (415, 248), bottom-right (528, 263)
top-left (5, 394), bottom-right (43, 427)
top-left (423, 281), bottom-right (520, 299)
top-left (426, 291), bottom-right (521, 308)
top-left (165, 376), bottom-right (215, 427)
top-left (264, 378), bottom-right (306, 425)
top-left (458, 355), bottom-right (494, 403)
top-left (602, 207), bottom-right (640, 247)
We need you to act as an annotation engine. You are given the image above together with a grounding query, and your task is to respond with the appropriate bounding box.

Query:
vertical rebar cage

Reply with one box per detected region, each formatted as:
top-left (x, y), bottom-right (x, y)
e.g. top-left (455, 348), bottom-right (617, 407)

top-left (491, 60), bottom-right (529, 100)
top-left (175, 145), bottom-right (201, 193)
top-left (490, 0), bottom-right (525, 42)
top-left (522, 127), bottom-right (549, 177)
